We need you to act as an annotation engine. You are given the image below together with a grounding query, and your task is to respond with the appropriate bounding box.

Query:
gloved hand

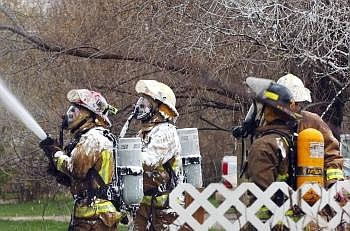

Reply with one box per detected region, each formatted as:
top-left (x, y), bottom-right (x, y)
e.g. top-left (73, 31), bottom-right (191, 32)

top-left (39, 136), bottom-right (61, 159)
top-left (232, 126), bottom-right (245, 138)
top-left (46, 163), bottom-right (71, 187)
top-left (120, 215), bottom-right (129, 225)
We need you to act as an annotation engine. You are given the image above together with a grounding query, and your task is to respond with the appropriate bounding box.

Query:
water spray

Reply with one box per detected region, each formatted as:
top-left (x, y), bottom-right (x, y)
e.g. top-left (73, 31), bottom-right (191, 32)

top-left (0, 77), bottom-right (47, 140)
top-left (119, 106), bottom-right (138, 138)
top-left (321, 80), bottom-right (350, 119)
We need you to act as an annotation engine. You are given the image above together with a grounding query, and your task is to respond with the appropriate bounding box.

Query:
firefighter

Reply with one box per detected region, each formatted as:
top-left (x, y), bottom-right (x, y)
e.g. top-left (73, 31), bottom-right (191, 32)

top-left (131, 80), bottom-right (183, 231)
top-left (39, 89), bottom-right (121, 231)
top-left (241, 81), bottom-right (302, 226)
top-left (246, 82), bottom-right (300, 190)
top-left (277, 74), bottom-right (344, 187)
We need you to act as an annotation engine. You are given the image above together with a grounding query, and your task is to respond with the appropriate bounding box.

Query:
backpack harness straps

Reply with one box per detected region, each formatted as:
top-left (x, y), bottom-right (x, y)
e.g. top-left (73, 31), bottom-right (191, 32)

top-left (259, 129), bottom-right (297, 189)
top-left (74, 128), bottom-right (121, 206)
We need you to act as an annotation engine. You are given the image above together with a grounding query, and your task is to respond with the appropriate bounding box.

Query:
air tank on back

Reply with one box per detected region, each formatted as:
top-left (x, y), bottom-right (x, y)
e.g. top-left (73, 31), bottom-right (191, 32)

top-left (177, 128), bottom-right (203, 188)
top-left (118, 137), bottom-right (144, 206)
top-left (297, 128), bottom-right (324, 188)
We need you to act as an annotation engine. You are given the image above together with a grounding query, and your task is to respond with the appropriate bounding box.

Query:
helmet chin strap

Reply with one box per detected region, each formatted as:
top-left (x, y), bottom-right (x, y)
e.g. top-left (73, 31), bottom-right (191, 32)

top-left (140, 102), bottom-right (161, 123)
top-left (140, 110), bottom-right (155, 123)
top-left (61, 108), bottom-right (94, 135)
top-left (69, 118), bottom-right (89, 134)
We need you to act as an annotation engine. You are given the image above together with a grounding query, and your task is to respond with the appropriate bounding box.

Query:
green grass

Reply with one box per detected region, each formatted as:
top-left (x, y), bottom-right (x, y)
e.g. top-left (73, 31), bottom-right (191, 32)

top-left (208, 196), bottom-right (221, 208)
top-left (0, 220), bottom-right (68, 231)
top-left (0, 221), bottom-right (128, 231)
top-left (0, 196), bottom-right (128, 231)
top-left (0, 197), bottom-right (72, 217)
top-left (208, 195), bottom-right (237, 214)
top-left (119, 224), bottom-right (128, 230)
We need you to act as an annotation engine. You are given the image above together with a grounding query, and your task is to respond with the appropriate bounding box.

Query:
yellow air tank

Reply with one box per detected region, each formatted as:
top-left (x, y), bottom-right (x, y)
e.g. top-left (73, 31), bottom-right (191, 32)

top-left (297, 128), bottom-right (324, 188)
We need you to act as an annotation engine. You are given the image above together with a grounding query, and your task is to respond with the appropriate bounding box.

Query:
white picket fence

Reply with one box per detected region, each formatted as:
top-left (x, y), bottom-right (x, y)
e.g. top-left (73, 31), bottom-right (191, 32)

top-left (169, 181), bottom-right (350, 230)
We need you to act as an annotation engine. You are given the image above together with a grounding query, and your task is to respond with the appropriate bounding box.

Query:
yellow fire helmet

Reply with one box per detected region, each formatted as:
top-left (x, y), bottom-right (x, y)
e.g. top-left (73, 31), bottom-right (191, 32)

top-left (135, 80), bottom-right (179, 120)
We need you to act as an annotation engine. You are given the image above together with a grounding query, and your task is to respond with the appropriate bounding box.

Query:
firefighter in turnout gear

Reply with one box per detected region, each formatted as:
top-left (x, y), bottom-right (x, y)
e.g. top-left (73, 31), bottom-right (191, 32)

top-left (277, 74), bottom-right (344, 188)
top-left (243, 80), bottom-right (302, 225)
top-left (132, 80), bottom-right (183, 231)
top-left (246, 81), bottom-right (300, 190)
top-left (39, 89), bottom-right (121, 231)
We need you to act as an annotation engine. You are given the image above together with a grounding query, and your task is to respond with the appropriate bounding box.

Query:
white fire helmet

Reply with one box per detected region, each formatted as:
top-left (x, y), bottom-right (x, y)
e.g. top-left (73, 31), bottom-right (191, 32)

top-left (67, 89), bottom-right (113, 126)
top-left (277, 74), bottom-right (312, 103)
top-left (135, 80), bottom-right (179, 118)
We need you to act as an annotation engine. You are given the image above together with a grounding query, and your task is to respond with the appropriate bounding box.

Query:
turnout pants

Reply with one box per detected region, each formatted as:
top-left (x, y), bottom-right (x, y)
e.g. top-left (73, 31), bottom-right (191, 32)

top-left (133, 203), bottom-right (178, 231)
top-left (70, 217), bottom-right (118, 231)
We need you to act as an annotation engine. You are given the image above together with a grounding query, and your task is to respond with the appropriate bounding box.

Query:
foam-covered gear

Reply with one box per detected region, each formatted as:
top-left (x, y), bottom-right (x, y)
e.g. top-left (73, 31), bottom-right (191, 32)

top-left (54, 127), bottom-right (122, 227)
top-left (135, 80), bottom-right (178, 119)
top-left (135, 96), bottom-right (155, 122)
top-left (39, 136), bottom-right (61, 159)
top-left (67, 89), bottom-right (114, 126)
top-left (62, 105), bottom-right (92, 131)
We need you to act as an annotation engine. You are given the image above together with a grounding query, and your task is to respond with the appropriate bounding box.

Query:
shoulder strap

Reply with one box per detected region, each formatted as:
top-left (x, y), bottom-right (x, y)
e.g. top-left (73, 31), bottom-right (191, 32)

top-left (260, 129), bottom-right (294, 148)
top-left (163, 158), bottom-right (179, 191)
top-left (259, 129), bottom-right (297, 189)
top-left (64, 129), bottom-right (89, 154)
top-left (84, 128), bottom-right (117, 189)
top-left (95, 128), bottom-right (118, 182)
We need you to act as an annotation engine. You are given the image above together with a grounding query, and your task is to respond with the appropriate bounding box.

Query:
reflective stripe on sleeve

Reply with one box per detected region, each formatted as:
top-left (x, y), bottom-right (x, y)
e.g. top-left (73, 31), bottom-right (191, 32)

top-left (74, 201), bottom-right (116, 218)
top-left (277, 173), bottom-right (289, 182)
top-left (326, 168), bottom-right (344, 180)
top-left (142, 194), bottom-right (169, 208)
top-left (56, 155), bottom-right (67, 172)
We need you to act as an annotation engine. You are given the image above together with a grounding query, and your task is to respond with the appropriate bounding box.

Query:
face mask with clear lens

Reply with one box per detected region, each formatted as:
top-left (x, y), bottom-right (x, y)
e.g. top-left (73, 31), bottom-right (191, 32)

top-left (62, 105), bottom-right (81, 129)
top-left (135, 97), bottom-right (153, 121)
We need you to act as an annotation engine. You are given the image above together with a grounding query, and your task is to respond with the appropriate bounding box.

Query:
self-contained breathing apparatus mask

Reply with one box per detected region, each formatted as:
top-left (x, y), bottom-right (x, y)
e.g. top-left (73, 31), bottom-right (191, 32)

top-left (60, 104), bottom-right (98, 152)
top-left (134, 96), bottom-right (155, 122)
top-left (234, 77), bottom-right (274, 178)
top-left (43, 105), bottom-right (86, 187)
top-left (232, 100), bottom-right (265, 178)
top-left (62, 105), bottom-right (80, 129)
top-left (232, 100), bottom-right (264, 138)
top-left (232, 77), bottom-right (274, 139)
top-left (61, 105), bottom-right (93, 134)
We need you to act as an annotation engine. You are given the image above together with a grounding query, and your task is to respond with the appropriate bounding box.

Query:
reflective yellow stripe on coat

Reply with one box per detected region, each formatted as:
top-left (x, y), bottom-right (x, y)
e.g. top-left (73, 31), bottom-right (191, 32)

top-left (99, 150), bottom-right (112, 184)
top-left (142, 194), bottom-right (169, 208)
top-left (277, 173), bottom-right (289, 182)
top-left (75, 201), bottom-right (116, 218)
top-left (326, 168), bottom-right (344, 180)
